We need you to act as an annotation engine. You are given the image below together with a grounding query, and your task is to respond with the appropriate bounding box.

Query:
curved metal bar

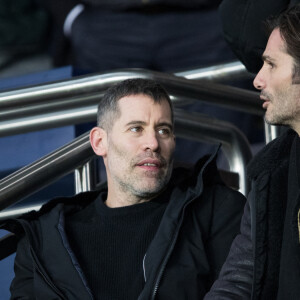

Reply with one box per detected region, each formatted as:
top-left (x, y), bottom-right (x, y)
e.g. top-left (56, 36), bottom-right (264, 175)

top-left (0, 133), bottom-right (94, 211)
top-left (0, 108), bottom-right (252, 214)
top-left (75, 160), bottom-right (96, 194)
top-left (0, 105), bottom-right (97, 137)
top-left (0, 61), bottom-right (252, 108)
top-left (0, 68), bottom-right (261, 112)
top-left (264, 122), bottom-right (282, 143)
top-left (175, 60), bottom-right (253, 81)
top-left (174, 110), bottom-right (252, 194)
top-left (0, 67), bottom-right (262, 110)
top-left (0, 204), bottom-right (42, 221)
top-left (0, 70), bottom-right (263, 137)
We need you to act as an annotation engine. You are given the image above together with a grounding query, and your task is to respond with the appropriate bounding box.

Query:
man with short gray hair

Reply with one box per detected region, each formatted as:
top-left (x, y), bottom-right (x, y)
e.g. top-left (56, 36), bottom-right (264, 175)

top-left (8, 78), bottom-right (245, 299)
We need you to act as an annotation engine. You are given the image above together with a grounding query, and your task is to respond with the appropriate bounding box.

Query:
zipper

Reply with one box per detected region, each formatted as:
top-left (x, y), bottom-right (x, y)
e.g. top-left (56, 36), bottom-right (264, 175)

top-left (31, 248), bottom-right (67, 300)
top-left (150, 195), bottom-right (196, 300)
top-left (35, 267), bottom-right (66, 300)
top-left (57, 211), bottom-right (94, 300)
top-left (149, 151), bottom-right (216, 299)
top-left (143, 254), bottom-right (147, 282)
top-left (151, 210), bottom-right (185, 299)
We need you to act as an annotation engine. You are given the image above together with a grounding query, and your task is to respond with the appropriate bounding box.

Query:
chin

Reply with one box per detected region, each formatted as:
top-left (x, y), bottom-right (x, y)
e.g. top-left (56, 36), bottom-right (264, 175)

top-left (134, 183), bottom-right (165, 198)
top-left (265, 111), bottom-right (276, 125)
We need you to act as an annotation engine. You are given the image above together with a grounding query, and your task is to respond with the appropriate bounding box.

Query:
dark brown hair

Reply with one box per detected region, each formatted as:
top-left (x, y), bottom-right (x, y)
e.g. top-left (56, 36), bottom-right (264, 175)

top-left (266, 4), bottom-right (300, 82)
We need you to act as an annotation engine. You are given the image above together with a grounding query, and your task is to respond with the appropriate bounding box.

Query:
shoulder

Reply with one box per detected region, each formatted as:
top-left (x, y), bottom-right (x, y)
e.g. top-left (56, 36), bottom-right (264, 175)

top-left (4, 190), bottom-right (102, 235)
top-left (185, 152), bottom-right (246, 215)
top-left (197, 180), bottom-right (246, 219)
top-left (27, 190), bottom-right (101, 221)
top-left (207, 184), bottom-right (246, 212)
top-left (171, 150), bottom-right (223, 189)
top-left (38, 190), bottom-right (101, 215)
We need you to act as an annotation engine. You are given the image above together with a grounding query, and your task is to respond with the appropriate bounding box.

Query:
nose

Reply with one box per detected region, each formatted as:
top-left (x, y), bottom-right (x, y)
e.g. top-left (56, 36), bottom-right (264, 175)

top-left (142, 131), bottom-right (160, 152)
top-left (253, 67), bottom-right (266, 90)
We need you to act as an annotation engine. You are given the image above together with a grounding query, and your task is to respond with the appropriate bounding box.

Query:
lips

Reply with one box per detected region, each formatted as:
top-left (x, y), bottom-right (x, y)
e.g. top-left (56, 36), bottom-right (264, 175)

top-left (260, 93), bottom-right (271, 109)
top-left (262, 101), bottom-right (270, 109)
top-left (136, 158), bottom-right (162, 168)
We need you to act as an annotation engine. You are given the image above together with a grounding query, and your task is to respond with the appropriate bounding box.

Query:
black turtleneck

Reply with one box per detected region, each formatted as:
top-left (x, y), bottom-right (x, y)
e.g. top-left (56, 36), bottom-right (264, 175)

top-left (65, 192), bottom-right (167, 300)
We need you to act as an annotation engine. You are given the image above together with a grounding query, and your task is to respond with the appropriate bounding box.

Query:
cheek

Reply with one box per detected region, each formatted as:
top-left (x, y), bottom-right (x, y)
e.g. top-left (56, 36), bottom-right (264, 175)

top-left (162, 140), bottom-right (175, 156)
top-left (109, 139), bottom-right (139, 166)
top-left (274, 82), bottom-right (291, 99)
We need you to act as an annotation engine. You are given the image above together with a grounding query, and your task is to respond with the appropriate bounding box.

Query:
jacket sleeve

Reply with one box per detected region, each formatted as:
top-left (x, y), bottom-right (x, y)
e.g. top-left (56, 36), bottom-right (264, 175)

top-left (219, 0), bottom-right (294, 73)
top-left (10, 236), bottom-right (35, 299)
top-left (204, 196), bottom-right (253, 299)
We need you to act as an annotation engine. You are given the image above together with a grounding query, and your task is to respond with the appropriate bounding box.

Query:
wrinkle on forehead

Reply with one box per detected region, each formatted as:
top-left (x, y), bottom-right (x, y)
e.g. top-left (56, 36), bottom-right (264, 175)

top-left (118, 95), bottom-right (172, 126)
top-left (264, 29), bottom-right (287, 57)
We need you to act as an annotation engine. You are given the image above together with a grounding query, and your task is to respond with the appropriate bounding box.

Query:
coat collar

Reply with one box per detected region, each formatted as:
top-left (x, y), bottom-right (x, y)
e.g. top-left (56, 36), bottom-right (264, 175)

top-left (247, 129), bottom-right (297, 180)
top-left (138, 148), bottom-right (221, 299)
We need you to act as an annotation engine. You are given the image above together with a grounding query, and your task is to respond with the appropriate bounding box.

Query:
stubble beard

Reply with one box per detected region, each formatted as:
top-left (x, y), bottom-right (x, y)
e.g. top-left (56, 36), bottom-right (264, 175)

top-left (118, 160), bottom-right (173, 200)
top-left (108, 138), bottom-right (174, 202)
top-left (263, 87), bottom-right (298, 127)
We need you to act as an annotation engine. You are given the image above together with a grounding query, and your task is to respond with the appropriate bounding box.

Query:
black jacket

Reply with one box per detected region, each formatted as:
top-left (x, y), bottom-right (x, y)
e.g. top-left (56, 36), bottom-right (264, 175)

top-left (205, 129), bottom-right (300, 299)
top-left (5, 152), bottom-right (245, 299)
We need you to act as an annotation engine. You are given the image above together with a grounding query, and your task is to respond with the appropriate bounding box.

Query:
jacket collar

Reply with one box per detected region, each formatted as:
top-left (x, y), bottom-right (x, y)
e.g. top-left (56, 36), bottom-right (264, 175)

top-left (138, 148), bottom-right (221, 299)
top-left (247, 129), bottom-right (297, 179)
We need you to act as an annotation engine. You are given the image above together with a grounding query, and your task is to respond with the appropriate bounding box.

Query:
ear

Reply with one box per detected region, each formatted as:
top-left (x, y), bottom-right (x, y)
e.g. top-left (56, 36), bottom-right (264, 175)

top-left (90, 127), bottom-right (107, 157)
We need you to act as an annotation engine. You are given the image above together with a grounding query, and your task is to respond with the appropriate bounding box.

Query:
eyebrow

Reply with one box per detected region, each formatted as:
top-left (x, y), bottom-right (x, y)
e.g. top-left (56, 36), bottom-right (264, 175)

top-left (125, 120), bottom-right (173, 130)
top-left (262, 54), bottom-right (276, 63)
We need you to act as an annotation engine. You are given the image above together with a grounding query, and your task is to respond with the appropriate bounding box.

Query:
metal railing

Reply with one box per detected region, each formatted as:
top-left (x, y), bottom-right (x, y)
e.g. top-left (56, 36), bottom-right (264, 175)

top-left (0, 65), bottom-right (263, 138)
top-left (0, 61), bottom-right (265, 219)
top-left (175, 60), bottom-right (253, 81)
top-left (0, 108), bottom-right (252, 220)
top-left (0, 133), bottom-right (93, 211)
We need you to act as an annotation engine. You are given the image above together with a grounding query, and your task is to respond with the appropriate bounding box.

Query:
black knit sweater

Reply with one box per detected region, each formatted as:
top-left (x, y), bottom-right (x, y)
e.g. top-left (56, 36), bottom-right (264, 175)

top-left (65, 192), bottom-right (168, 300)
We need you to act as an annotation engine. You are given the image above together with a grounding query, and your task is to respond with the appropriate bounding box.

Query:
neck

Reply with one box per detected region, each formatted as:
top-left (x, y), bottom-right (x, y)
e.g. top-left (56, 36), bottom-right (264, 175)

top-left (105, 184), bottom-right (154, 208)
top-left (104, 174), bottom-right (163, 208)
top-left (105, 194), bottom-right (150, 208)
top-left (292, 123), bottom-right (300, 137)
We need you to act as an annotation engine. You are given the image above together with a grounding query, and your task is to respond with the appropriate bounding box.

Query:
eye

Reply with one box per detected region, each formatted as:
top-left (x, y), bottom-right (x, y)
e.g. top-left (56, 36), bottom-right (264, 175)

top-left (266, 61), bottom-right (275, 69)
top-left (130, 126), bottom-right (143, 133)
top-left (158, 127), bottom-right (171, 136)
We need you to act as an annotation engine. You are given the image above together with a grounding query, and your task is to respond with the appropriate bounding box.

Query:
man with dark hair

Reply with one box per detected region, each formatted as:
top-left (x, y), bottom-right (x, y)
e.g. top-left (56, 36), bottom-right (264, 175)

top-left (219, 0), bottom-right (300, 74)
top-left (7, 78), bottom-right (245, 299)
top-left (205, 4), bottom-right (300, 299)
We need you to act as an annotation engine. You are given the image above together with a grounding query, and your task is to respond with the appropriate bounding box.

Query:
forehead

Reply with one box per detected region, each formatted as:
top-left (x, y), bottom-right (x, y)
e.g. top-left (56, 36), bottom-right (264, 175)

top-left (116, 94), bottom-right (172, 123)
top-left (263, 28), bottom-right (292, 62)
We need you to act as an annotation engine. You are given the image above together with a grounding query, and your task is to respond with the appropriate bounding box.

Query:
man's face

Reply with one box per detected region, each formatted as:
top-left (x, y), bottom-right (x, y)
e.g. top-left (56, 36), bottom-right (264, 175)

top-left (253, 28), bottom-right (300, 130)
top-left (104, 94), bottom-right (175, 201)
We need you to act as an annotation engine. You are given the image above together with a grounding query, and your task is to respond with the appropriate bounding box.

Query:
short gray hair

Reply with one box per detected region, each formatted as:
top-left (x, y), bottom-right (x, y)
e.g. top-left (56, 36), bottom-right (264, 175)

top-left (97, 78), bottom-right (174, 131)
